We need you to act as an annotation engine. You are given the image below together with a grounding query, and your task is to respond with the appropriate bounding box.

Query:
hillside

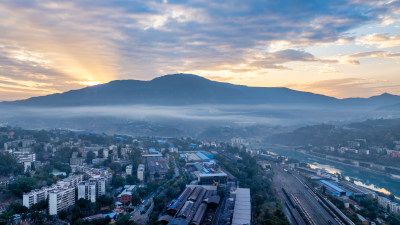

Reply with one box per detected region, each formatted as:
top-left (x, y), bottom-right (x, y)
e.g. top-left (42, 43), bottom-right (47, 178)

top-left (267, 118), bottom-right (400, 147)
top-left (3, 74), bottom-right (400, 109)
top-left (0, 74), bottom-right (341, 107)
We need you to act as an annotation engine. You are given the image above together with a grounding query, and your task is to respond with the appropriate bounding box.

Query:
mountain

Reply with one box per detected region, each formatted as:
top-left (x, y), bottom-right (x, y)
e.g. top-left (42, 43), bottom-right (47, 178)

top-left (2, 74), bottom-right (400, 108)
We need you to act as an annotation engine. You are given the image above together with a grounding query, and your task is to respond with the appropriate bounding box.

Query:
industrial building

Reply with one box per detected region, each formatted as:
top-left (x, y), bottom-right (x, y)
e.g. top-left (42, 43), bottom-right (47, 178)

top-left (320, 180), bottom-right (348, 196)
top-left (197, 173), bottom-right (228, 186)
top-left (160, 185), bottom-right (220, 225)
top-left (180, 151), bottom-right (214, 164)
top-left (232, 188), bottom-right (251, 225)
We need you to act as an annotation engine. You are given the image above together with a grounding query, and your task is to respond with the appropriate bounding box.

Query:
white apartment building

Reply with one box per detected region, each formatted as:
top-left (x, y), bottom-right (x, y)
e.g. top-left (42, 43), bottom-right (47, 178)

top-left (78, 181), bottom-right (96, 203)
top-left (377, 196), bottom-right (400, 214)
top-left (126, 165), bottom-right (133, 175)
top-left (138, 164), bottom-right (145, 181)
top-left (57, 174), bottom-right (83, 187)
top-left (23, 175), bottom-right (82, 209)
top-left (89, 177), bottom-right (106, 198)
top-left (48, 186), bottom-right (75, 215)
top-left (23, 186), bottom-right (55, 208)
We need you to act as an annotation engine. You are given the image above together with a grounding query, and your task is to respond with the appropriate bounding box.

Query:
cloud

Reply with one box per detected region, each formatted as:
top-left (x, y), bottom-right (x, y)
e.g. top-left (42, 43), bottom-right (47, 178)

top-left (249, 49), bottom-right (338, 70)
top-left (349, 51), bottom-right (400, 58)
top-left (0, 0), bottom-right (399, 100)
top-left (357, 33), bottom-right (400, 48)
top-left (288, 78), bottom-right (400, 98)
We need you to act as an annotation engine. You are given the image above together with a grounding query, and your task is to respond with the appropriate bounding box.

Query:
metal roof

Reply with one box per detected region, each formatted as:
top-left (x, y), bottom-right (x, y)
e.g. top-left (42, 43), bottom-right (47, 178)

top-left (232, 188), bottom-right (251, 225)
top-left (320, 180), bottom-right (345, 193)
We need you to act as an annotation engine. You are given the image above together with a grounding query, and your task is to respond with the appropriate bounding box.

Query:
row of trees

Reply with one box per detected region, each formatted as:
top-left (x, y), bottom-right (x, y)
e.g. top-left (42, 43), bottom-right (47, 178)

top-left (217, 146), bottom-right (289, 225)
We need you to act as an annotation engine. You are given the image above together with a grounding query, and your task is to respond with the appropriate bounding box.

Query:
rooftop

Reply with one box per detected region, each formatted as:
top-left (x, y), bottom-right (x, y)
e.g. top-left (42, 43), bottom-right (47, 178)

top-left (232, 188), bottom-right (251, 225)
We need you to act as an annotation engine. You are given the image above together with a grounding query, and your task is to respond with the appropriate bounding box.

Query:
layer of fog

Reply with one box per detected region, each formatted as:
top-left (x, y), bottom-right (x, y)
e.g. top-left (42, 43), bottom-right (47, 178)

top-left (1, 104), bottom-right (397, 127)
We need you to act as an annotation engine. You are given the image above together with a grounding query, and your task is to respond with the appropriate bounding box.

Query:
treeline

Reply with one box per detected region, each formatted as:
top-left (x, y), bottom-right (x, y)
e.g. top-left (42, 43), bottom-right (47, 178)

top-left (267, 118), bottom-right (400, 148)
top-left (217, 146), bottom-right (289, 225)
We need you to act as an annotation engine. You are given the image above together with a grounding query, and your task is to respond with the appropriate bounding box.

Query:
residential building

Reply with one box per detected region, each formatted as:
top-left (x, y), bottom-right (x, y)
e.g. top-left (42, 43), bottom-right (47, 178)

top-left (137, 164), bottom-right (145, 181)
top-left (78, 181), bottom-right (96, 203)
top-left (48, 186), bottom-right (75, 215)
top-left (117, 185), bottom-right (137, 203)
top-left (126, 165), bottom-right (133, 175)
top-left (146, 156), bottom-right (169, 180)
top-left (23, 187), bottom-right (54, 208)
top-left (89, 177), bottom-right (106, 198)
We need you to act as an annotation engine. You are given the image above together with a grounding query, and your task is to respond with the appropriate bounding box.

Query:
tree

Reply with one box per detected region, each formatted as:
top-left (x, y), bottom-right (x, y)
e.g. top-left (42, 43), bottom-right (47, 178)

top-left (55, 147), bottom-right (74, 163)
top-left (86, 151), bottom-right (96, 164)
top-left (112, 175), bottom-right (125, 188)
top-left (115, 214), bottom-right (136, 225)
top-left (98, 149), bottom-right (104, 158)
top-left (97, 195), bottom-right (113, 207)
top-left (131, 193), bottom-right (141, 206)
top-left (126, 175), bottom-right (138, 185)
top-left (130, 149), bottom-right (142, 169)
top-left (110, 163), bottom-right (122, 173)
top-left (9, 177), bottom-right (37, 197)
top-left (7, 202), bottom-right (28, 214)
top-left (0, 152), bottom-right (23, 176)
top-left (117, 146), bottom-right (122, 159)
top-left (389, 193), bottom-right (395, 201)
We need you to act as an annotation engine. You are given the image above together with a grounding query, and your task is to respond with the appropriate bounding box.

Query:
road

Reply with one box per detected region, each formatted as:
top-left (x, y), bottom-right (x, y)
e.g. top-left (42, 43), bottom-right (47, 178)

top-left (272, 164), bottom-right (341, 225)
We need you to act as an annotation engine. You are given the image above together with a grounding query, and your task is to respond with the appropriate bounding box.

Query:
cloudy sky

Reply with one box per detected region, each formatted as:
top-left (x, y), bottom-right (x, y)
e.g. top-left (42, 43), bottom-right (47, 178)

top-left (0, 0), bottom-right (399, 100)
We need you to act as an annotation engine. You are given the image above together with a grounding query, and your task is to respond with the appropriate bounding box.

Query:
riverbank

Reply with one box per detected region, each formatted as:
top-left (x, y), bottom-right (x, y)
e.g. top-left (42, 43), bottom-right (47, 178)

top-left (268, 148), bottom-right (400, 197)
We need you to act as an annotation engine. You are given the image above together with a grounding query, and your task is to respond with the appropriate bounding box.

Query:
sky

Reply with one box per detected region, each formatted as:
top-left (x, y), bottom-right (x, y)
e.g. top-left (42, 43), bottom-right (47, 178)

top-left (0, 0), bottom-right (400, 101)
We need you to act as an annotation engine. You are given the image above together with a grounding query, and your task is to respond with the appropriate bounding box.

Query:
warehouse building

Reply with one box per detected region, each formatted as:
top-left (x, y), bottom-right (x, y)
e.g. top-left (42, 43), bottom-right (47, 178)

top-left (161, 185), bottom-right (220, 225)
top-left (232, 188), bottom-right (251, 225)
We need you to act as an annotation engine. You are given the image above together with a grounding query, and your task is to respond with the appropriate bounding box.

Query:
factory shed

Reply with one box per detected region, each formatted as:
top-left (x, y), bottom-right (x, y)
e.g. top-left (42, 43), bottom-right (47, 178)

top-left (232, 188), bottom-right (251, 225)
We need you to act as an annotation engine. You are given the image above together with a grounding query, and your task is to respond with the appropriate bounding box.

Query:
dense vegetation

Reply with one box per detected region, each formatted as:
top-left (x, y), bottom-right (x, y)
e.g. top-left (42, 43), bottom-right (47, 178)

top-left (0, 152), bottom-right (23, 176)
top-left (268, 119), bottom-right (400, 148)
top-left (217, 146), bottom-right (289, 225)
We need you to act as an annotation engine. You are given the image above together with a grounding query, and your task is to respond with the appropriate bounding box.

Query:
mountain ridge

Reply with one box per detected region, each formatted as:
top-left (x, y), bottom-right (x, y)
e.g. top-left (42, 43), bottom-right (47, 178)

top-left (2, 74), bottom-right (400, 108)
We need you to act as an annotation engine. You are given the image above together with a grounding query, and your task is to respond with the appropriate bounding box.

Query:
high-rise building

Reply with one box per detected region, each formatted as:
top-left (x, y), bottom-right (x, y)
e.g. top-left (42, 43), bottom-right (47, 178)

top-left (23, 186), bottom-right (55, 208)
top-left (78, 181), bottom-right (96, 203)
top-left (48, 186), bottom-right (75, 215)
top-left (137, 164), bottom-right (145, 181)
top-left (126, 165), bottom-right (133, 176)
top-left (89, 177), bottom-right (106, 198)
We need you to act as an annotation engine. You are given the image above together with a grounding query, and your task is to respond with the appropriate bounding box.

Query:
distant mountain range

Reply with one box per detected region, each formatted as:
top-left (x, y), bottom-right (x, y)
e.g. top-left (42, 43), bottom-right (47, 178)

top-left (3, 74), bottom-right (400, 109)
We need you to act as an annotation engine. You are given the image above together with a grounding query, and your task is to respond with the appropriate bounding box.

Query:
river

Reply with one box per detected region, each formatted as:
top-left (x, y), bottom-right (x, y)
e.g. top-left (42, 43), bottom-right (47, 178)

top-left (269, 149), bottom-right (400, 198)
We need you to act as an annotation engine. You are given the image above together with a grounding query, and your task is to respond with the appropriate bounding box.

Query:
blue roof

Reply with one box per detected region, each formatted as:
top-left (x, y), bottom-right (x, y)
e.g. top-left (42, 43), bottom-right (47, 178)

top-left (104, 213), bottom-right (117, 218)
top-left (321, 180), bottom-right (345, 193)
top-left (196, 152), bottom-right (209, 160)
top-left (115, 201), bottom-right (123, 205)
top-left (149, 148), bottom-right (160, 154)
top-left (157, 140), bottom-right (166, 144)
top-left (203, 160), bottom-right (216, 164)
